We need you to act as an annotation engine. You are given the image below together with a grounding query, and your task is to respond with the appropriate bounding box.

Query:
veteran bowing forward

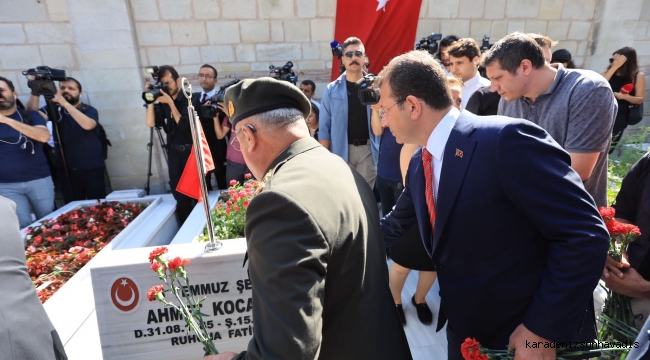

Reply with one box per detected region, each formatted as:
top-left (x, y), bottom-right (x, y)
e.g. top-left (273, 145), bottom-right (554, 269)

top-left (206, 78), bottom-right (412, 360)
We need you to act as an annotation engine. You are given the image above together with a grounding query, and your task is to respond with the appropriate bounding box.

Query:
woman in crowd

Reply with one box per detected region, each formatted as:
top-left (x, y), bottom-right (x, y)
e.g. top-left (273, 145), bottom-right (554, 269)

top-left (551, 49), bottom-right (575, 69)
top-left (213, 102), bottom-right (251, 185)
top-left (603, 47), bottom-right (646, 153)
top-left (306, 102), bottom-right (319, 140)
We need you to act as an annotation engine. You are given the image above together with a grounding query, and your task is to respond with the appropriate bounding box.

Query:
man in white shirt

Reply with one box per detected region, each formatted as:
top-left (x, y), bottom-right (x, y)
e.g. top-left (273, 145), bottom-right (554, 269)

top-left (447, 38), bottom-right (491, 110)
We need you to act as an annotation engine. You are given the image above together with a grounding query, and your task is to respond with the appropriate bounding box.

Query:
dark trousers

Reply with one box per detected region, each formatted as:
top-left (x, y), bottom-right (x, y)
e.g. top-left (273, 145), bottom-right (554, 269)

top-left (376, 175), bottom-right (403, 217)
top-left (168, 151), bottom-right (198, 225)
top-left (609, 112), bottom-right (628, 154)
top-left (57, 167), bottom-right (107, 204)
top-left (225, 160), bottom-right (251, 186)
top-left (205, 161), bottom-right (227, 190)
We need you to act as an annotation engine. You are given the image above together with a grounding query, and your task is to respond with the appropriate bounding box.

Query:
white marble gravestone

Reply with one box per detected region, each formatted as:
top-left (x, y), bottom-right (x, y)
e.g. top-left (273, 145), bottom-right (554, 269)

top-left (91, 239), bottom-right (252, 360)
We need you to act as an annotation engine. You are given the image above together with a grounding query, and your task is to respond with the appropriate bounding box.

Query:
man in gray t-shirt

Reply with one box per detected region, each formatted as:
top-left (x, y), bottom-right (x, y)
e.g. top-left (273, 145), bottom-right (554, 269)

top-left (482, 33), bottom-right (616, 207)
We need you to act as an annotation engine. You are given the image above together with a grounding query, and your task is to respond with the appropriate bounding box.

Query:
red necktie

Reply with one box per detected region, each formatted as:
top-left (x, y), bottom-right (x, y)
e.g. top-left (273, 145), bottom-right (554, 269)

top-left (422, 148), bottom-right (437, 235)
top-left (201, 93), bottom-right (207, 103)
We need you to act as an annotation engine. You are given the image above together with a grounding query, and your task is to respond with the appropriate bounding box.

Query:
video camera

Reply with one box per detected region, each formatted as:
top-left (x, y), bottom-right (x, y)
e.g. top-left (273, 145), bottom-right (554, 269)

top-left (22, 66), bottom-right (67, 99)
top-left (480, 35), bottom-right (493, 52)
top-left (415, 33), bottom-right (443, 56)
top-left (330, 40), bottom-right (343, 59)
top-left (356, 72), bottom-right (380, 106)
top-left (142, 66), bottom-right (169, 105)
top-left (269, 61), bottom-right (298, 85)
top-left (200, 79), bottom-right (241, 118)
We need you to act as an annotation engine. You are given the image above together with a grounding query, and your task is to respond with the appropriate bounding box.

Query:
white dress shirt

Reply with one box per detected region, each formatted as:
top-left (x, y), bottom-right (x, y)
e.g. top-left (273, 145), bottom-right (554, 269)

top-left (424, 107), bottom-right (460, 199)
top-left (461, 72), bottom-right (491, 110)
top-left (199, 88), bottom-right (217, 102)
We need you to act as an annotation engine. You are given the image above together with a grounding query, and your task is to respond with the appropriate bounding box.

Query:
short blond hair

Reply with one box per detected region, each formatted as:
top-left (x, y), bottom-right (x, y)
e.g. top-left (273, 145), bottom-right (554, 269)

top-left (526, 33), bottom-right (559, 49)
top-left (447, 76), bottom-right (463, 88)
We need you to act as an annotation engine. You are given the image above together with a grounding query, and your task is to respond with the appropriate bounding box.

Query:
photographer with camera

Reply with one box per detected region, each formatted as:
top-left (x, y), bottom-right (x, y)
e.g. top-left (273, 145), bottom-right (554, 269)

top-left (144, 65), bottom-right (196, 224)
top-left (447, 38), bottom-right (491, 110)
top-left (320, 37), bottom-right (380, 188)
top-left (26, 77), bottom-right (106, 203)
top-left (192, 64), bottom-right (227, 190)
top-left (0, 76), bottom-right (54, 228)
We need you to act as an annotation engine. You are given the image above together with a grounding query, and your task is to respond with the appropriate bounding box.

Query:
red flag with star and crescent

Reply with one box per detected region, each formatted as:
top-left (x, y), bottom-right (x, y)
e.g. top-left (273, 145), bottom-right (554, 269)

top-left (331, 0), bottom-right (423, 81)
top-left (176, 123), bottom-right (214, 202)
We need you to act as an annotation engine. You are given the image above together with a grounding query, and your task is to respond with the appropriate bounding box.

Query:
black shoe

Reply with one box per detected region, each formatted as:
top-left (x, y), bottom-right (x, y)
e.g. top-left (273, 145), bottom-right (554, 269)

top-left (396, 304), bottom-right (406, 325)
top-left (411, 296), bottom-right (433, 325)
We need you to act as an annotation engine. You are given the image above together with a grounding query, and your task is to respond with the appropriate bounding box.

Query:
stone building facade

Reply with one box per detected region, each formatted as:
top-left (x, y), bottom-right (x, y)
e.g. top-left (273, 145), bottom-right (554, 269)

top-left (1, 0), bottom-right (649, 192)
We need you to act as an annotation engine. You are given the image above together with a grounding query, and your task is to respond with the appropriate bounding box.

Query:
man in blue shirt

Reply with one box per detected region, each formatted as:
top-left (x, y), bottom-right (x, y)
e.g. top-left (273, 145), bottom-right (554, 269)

top-left (0, 76), bottom-right (54, 228)
top-left (319, 37), bottom-right (380, 188)
top-left (27, 77), bottom-right (106, 203)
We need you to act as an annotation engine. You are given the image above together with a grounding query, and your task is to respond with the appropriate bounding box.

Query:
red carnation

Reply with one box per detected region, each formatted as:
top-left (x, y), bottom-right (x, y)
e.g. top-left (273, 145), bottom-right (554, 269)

top-left (244, 173), bottom-right (252, 179)
top-left (168, 257), bottom-right (191, 272)
top-left (151, 262), bottom-right (165, 273)
top-left (147, 285), bottom-right (164, 301)
top-left (149, 247), bottom-right (168, 263)
top-left (230, 180), bottom-right (237, 186)
top-left (461, 338), bottom-right (488, 360)
top-left (598, 206), bottom-right (616, 220)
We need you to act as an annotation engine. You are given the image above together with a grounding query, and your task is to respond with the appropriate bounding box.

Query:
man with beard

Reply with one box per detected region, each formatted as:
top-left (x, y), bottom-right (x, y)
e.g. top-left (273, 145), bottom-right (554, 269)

top-left (26, 77), bottom-right (105, 203)
top-left (0, 76), bottom-right (54, 228)
top-left (145, 65), bottom-right (196, 224)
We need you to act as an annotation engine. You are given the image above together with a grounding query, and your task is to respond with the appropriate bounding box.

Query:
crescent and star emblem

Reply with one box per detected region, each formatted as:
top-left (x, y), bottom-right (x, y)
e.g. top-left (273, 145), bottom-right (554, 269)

top-left (110, 276), bottom-right (140, 313)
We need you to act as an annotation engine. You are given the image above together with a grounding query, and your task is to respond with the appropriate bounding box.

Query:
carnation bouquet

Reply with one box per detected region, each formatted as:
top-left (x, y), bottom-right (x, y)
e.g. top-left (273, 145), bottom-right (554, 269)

top-left (199, 174), bottom-right (262, 242)
top-left (597, 207), bottom-right (641, 354)
top-left (148, 246), bottom-right (218, 356)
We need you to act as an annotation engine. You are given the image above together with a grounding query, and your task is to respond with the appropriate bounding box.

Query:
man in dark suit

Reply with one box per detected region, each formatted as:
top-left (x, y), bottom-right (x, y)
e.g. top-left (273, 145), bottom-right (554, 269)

top-left (0, 195), bottom-right (67, 359)
top-left (377, 50), bottom-right (609, 359)
top-left (205, 77), bottom-right (412, 360)
top-left (191, 64), bottom-right (227, 190)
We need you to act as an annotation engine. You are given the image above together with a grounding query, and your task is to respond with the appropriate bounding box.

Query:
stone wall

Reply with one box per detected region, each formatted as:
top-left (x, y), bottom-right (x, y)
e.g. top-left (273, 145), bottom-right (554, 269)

top-left (1, 0), bottom-right (650, 192)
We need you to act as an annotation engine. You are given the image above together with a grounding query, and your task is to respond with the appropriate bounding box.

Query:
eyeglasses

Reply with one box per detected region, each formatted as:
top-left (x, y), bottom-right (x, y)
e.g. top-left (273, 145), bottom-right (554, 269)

top-left (198, 74), bottom-right (214, 79)
top-left (230, 124), bottom-right (256, 152)
top-left (344, 51), bottom-right (364, 59)
top-left (378, 98), bottom-right (406, 120)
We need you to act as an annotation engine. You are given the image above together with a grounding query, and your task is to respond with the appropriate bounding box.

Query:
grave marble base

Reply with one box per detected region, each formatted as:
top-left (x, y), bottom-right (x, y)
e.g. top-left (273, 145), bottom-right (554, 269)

top-left (33, 195), bottom-right (180, 354)
top-left (92, 240), bottom-right (252, 359)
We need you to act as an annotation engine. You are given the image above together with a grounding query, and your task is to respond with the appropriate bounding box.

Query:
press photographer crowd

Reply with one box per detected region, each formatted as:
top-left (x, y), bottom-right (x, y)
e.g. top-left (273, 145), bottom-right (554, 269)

top-left (3, 27), bottom-right (650, 359)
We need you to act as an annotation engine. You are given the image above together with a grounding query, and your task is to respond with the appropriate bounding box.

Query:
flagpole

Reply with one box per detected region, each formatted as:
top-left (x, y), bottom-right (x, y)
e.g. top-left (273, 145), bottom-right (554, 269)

top-left (181, 78), bottom-right (222, 253)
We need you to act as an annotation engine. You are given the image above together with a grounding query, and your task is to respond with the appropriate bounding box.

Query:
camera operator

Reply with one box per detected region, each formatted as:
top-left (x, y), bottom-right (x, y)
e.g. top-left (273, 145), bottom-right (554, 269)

top-left (439, 35), bottom-right (459, 76)
top-left (192, 64), bottom-right (227, 190)
top-left (26, 77), bottom-right (106, 203)
top-left (145, 65), bottom-right (196, 224)
top-left (320, 37), bottom-right (380, 188)
top-left (0, 76), bottom-right (54, 228)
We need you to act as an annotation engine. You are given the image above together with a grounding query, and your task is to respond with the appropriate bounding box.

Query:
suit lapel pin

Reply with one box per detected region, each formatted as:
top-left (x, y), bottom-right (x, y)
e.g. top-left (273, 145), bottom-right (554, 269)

top-left (455, 149), bottom-right (463, 158)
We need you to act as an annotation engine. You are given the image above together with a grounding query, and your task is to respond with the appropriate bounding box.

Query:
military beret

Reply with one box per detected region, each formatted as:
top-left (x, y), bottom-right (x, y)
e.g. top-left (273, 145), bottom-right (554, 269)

top-left (224, 77), bottom-right (311, 127)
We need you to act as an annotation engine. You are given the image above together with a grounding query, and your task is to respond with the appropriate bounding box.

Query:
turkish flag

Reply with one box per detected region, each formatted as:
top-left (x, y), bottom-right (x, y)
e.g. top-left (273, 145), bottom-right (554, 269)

top-left (176, 123), bottom-right (215, 202)
top-left (331, 0), bottom-right (423, 81)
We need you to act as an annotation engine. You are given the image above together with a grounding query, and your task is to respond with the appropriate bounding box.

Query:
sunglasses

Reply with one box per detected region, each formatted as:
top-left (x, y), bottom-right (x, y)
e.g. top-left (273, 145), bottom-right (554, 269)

top-left (344, 51), bottom-right (365, 59)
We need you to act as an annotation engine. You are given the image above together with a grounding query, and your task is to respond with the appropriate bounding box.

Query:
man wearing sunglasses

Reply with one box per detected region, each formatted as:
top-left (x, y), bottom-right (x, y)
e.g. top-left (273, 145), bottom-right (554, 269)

top-left (205, 77), bottom-right (412, 360)
top-left (319, 37), bottom-right (380, 189)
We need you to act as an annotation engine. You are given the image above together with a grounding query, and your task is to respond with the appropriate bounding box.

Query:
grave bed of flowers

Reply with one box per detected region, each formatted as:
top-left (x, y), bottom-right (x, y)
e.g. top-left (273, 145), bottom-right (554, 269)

top-left (24, 201), bottom-right (149, 302)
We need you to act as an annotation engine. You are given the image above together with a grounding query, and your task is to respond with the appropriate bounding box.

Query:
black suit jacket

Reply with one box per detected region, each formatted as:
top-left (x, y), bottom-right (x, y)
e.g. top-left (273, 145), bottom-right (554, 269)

top-left (381, 110), bottom-right (609, 358)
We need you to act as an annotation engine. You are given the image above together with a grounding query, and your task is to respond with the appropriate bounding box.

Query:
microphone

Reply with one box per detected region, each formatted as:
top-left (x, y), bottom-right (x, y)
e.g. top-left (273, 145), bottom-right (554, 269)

top-left (620, 83), bottom-right (634, 95)
top-left (330, 40), bottom-right (343, 58)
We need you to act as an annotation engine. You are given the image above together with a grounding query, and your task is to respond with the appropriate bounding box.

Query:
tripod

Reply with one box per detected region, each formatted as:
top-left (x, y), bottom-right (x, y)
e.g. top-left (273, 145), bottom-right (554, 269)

top-left (145, 104), bottom-right (169, 195)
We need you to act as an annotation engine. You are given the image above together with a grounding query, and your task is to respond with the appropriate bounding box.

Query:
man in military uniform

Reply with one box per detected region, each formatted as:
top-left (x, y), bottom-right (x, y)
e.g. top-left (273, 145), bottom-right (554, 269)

top-left (205, 78), bottom-right (411, 360)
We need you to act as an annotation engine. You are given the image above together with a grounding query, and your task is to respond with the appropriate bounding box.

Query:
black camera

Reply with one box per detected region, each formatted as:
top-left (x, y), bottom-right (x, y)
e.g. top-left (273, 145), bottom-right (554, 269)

top-left (269, 61), bottom-right (298, 85)
top-left (22, 66), bottom-right (67, 99)
top-left (480, 35), bottom-right (493, 52)
top-left (142, 66), bottom-right (169, 105)
top-left (200, 79), bottom-right (241, 118)
top-left (356, 72), bottom-right (380, 106)
top-left (330, 40), bottom-right (343, 59)
top-left (415, 33), bottom-right (443, 56)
